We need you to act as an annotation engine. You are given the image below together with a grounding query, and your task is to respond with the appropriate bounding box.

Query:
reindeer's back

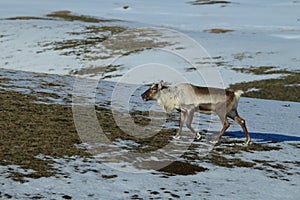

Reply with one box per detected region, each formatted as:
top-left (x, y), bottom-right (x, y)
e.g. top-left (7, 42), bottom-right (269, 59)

top-left (175, 83), bottom-right (235, 105)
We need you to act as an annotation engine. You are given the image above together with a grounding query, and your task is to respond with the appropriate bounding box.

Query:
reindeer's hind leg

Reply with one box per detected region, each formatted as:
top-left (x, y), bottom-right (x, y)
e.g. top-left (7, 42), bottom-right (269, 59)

top-left (212, 117), bottom-right (230, 144)
top-left (212, 104), bottom-right (230, 144)
top-left (233, 114), bottom-right (250, 146)
top-left (174, 110), bottom-right (186, 139)
top-left (227, 110), bottom-right (250, 146)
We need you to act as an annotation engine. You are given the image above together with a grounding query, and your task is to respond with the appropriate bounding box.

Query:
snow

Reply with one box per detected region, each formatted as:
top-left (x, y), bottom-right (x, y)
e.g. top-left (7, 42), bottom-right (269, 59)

top-left (1, 142), bottom-right (300, 199)
top-left (1, 0), bottom-right (299, 85)
top-left (0, 0), bottom-right (300, 199)
top-left (1, 69), bottom-right (299, 199)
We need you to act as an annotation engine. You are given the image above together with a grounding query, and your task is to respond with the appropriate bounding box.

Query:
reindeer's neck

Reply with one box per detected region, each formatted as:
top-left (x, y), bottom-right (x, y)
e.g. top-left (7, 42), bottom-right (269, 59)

top-left (156, 87), bottom-right (179, 113)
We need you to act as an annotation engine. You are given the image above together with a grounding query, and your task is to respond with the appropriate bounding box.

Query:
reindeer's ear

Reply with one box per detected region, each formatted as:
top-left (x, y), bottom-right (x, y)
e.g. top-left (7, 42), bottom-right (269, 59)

top-left (158, 80), bottom-right (164, 90)
top-left (150, 83), bottom-right (156, 88)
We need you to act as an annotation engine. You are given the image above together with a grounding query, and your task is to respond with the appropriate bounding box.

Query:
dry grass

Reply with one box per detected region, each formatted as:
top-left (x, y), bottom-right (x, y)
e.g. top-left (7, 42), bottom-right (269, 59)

top-left (46, 10), bottom-right (116, 23)
top-left (230, 67), bottom-right (300, 102)
top-left (204, 28), bottom-right (234, 34)
top-left (0, 91), bottom-right (89, 182)
top-left (0, 88), bottom-right (295, 182)
top-left (191, 0), bottom-right (231, 5)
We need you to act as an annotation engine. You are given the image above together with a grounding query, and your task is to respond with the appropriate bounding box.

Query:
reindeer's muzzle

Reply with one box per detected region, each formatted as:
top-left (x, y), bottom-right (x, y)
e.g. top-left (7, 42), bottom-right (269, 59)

top-left (141, 92), bottom-right (149, 101)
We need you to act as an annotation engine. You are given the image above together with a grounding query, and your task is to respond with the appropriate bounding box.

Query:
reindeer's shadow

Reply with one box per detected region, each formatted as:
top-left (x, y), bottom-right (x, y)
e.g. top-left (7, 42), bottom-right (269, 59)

top-left (225, 131), bottom-right (300, 144)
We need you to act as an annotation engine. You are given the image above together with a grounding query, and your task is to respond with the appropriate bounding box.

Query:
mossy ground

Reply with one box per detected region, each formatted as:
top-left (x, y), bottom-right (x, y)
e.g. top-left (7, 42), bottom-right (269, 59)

top-left (230, 66), bottom-right (300, 102)
top-left (1, 10), bottom-right (299, 183)
top-left (191, 0), bottom-right (231, 5)
top-left (2, 10), bottom-right (119, 23)
top-left (0, 91), bottom-right (89, 182)
top-left (0, 87), bottom-right (293, 182)
top-left (46, 10), bottom-right (119, 23)
top-left (204, 28), bottom-right (234, 34)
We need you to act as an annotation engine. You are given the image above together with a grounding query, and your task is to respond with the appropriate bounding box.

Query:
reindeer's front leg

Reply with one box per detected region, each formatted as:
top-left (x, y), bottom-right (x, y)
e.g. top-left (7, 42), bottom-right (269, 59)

top-left (174, 110), bottom-right (186, 139)
top-left (186, 108), bottom-right (202, 140)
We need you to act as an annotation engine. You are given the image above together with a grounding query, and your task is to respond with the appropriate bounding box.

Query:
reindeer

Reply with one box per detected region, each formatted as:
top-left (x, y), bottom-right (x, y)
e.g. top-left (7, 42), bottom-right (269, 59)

top-left (141, 81), bottom-right (250, 145)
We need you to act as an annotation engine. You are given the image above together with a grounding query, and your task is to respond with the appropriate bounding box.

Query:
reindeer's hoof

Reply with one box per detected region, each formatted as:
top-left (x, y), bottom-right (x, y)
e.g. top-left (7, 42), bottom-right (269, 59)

top-left (243, 138), bottom-right (251, 146)
top-left (209, 140), bottom-right (219, 145)
top-left (243, 140), bottom-right (251, 146)
top-left (173, 135), bottom-right (181, 140)
top-left (196, 133), bottom-right (202, 140)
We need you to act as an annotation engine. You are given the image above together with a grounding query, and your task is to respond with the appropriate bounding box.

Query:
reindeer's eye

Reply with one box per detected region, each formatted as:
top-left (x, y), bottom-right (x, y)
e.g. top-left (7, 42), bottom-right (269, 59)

top-left (150, 84), bottom-right (159, 92)
top-left (153, 84), bottom-right (159, 90)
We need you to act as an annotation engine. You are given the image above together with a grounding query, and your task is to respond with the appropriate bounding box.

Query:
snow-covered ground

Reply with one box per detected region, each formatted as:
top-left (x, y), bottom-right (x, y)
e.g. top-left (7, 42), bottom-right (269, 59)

top-left (1, 140), bottom-right (299, 200)
top-left (0, 68), bottom-right (299, 199)
top-left (0, 100), bottom-right (299, 199)
top-left (1, 0), bottom-right (299, 86)
top-left (0, 0), bottom-right (299, 199)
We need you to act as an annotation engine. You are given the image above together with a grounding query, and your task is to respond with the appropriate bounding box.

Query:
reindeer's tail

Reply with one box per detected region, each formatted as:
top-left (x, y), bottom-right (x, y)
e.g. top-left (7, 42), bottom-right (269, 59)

top-left (234, 90), bottom-right (244, 100)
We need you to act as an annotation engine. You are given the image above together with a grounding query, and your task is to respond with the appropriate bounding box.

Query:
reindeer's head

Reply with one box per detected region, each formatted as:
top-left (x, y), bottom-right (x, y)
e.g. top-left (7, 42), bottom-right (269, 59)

top-left (141, 81), bottom-right (165, 101)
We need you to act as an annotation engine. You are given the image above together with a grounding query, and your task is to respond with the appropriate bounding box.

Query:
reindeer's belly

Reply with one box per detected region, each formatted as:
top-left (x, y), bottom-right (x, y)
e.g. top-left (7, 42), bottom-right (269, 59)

top-left (198, 103), bottom-right (216, 114)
